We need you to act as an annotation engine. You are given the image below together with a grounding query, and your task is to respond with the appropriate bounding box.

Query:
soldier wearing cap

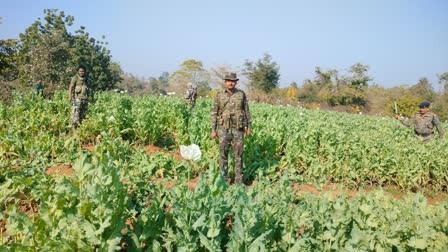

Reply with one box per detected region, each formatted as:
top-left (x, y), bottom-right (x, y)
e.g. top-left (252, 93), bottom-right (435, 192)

top-left (68, 65), bottom-right (94, 130)
top-left (211, 72), bottom-right (251, 184)
top-left (33, 77), bottom-right (44, 97)
top-left (395, 102), bottom-right (444, 143)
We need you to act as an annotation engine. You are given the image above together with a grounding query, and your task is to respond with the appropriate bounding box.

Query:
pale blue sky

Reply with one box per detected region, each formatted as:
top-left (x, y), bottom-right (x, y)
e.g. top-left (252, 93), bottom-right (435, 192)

top-left (1, 0), bottom-right (447, 89)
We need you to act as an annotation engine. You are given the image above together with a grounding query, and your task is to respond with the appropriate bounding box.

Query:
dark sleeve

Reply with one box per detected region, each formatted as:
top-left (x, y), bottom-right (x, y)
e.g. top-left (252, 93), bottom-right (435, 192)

top-left (211, 93), bottom-right (220, 132)
top-left (433, 115), bottom-right (444, 138)
top-left (242, 92), bottom-right (251, 129)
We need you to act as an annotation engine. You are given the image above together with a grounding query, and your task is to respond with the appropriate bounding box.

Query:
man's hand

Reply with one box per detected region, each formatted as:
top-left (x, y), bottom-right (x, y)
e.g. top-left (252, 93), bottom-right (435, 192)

top-left (211, 131), bottom-right (217, 139)
top-left (244, 128), bottom-right (251, 136)
top-left (395, 114), bottom-right (402, 121)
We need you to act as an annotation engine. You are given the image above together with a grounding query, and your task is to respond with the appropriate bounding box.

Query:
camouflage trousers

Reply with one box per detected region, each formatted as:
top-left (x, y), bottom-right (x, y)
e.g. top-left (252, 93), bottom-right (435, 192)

top-left (218, 127), bottom-right (244, 184)
top-left (185, 98), bottom-right (196, 108)
top-left (71, 99), bottom-right (88, 129)
top-left (415, 133), bottom-right (433, 143)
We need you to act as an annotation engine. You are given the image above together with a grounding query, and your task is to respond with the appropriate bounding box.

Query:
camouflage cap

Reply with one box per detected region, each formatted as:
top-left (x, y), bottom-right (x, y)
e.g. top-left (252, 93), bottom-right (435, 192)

top-left (36, 76), bottom-right (42, 81)
top-left (419, 102), bottom-right (430, 108)
top-left (223, 72), bottom-right (239, 81)
top-left (186, 82), bottom-right (193, 87)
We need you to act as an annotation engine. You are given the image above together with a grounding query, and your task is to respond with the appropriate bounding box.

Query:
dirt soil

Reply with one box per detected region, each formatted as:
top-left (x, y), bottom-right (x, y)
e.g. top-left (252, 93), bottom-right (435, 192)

top-left (0, 218), bottom-right (6, 237)
top-left (148, 177), bottom-right (447, 206)
top-left (143, 145), bottom-right (183, 162)
top-left (1, 198), bottom-right (39, 239)
top-left (293, 183), bottom-right (365, 198)
top-left (45, 163), bottom-right (74, 176)
top-left (82, 145), bottom-right (95, 152)
top-left (1, 165), bottom-right (24, 170)
top-left (149, 177), bottom-right (200, 191)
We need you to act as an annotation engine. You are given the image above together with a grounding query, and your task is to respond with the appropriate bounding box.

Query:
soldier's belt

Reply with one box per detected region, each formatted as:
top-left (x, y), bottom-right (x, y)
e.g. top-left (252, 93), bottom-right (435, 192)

top-left (73, 99), bottom-right (88, 106)
top-left (415, 131), bottom-right (433, 137)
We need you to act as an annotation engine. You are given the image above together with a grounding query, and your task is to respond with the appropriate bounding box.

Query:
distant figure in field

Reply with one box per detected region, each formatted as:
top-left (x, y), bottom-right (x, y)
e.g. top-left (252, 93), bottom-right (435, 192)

top-left (68, 66), bottom-right (94, 130)
top-left (211, 72), bottom-right (251, 185)
top-left (184, 82), bottom-right (197, 107)
top-left (395, 102), bottom-right (444, 143)
top-left (33, 77), bottom-right (44, 97)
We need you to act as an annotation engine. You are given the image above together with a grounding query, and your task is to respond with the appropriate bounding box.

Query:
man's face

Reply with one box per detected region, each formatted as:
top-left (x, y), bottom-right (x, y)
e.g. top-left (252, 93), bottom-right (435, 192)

top-left (37, 80), bottom-right (42, 84)
top-left (420, 107), bottom-right (429, 114)
top-left (78, 68), bottom-right (86, 77)
top-left (225, 80), bottom-right (237, 90)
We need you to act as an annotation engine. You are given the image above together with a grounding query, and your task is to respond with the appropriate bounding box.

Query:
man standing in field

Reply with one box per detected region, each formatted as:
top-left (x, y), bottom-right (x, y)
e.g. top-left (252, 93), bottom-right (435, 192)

top-left (395, 102), bottom-right (444, 143)
top-left (211, 72), bottom-right (251, 184)
top-left (68, 66), bottom-right (94, 130)
top-left (184, 82), bottom-right (197, 107)
top-left (32, 77), bottom-right (44, 97)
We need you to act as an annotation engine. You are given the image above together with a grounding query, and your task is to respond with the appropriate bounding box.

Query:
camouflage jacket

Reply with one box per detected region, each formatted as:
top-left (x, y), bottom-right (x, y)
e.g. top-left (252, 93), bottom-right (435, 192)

top-left (184, 87), bottom-right (195, 99)
top-left (401, 112), bottom-right (444, 138)
top-left (33, 83), bottom-right (43, 96)
top-left (70, 74), bottom-right (92, 100)
top-left (211, 88), bottom-right (251, 131)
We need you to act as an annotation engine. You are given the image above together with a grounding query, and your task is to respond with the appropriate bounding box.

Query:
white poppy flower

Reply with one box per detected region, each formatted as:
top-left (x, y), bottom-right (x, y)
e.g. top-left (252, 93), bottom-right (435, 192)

top-left (180, 144), bottom-right (201, 161)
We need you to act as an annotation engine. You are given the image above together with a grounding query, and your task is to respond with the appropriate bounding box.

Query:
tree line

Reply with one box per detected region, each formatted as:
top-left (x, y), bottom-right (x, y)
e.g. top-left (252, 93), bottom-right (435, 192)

top-left (1, 10), bottom-right (447, 120)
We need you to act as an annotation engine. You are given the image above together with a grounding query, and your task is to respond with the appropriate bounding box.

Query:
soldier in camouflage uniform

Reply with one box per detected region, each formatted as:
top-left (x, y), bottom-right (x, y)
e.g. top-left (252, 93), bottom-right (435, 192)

top-left (184, 82), bottom-right (197, 107)
top-left (33, 77), bottom-right (44, 97)
top-left (68, 66), bottom-right (94, 130)
top-left (395, 102), bottom-right (444, 143)
top-left (211, 72), bottom-right (251, 184)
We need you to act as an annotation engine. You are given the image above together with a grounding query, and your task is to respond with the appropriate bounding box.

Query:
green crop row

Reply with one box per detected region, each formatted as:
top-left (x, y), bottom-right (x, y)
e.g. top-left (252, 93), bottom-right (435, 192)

top-left (1, 92), bottom-right (447, 190)
top-left (0, 150), bottom-right (447, 251)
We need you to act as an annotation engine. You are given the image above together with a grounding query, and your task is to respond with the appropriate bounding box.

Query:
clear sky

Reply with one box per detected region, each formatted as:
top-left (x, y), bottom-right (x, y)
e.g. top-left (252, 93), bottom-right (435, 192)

top-left (1, 0), bottom-right (447, 89)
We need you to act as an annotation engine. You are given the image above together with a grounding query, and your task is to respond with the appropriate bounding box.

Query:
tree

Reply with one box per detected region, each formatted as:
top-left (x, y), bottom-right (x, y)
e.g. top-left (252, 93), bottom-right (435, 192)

top-left (432, 72), bottom-right (448, 121)
top-left (169, 59), bottom-right (210, 95)
top-left (410, 77), bottom-right (435, 101)
top-left (22, 30), bottom-right (73, 90)
top-left (390, 95), bottom-right (423, 118)
top-left (148, 77), bottom-right (159, 92)
top-left (437, 72), bottom-right (448, 92)
top-left (313, 67), bottom-right (338, 88)
top-left (209, 64), bottom-right (240, 89)
top-left (243, 53), bottom-right (280, 93)
top-left (71, 26), bottom-right (121, 91)
top-left (196, 80), bottom-right (212, 97)
top-left (17, 9), bottom-right (74, 90)
top-left (290, 81), bottom-right (298, 89)
top-left (158, 72), bottom-right (169, 89)
top-left (347, 62), bottom-right (372, 88)
top-left (0, 39), bottom-right (20, 81)
top-left (15, 9), bottom-right (121, 93)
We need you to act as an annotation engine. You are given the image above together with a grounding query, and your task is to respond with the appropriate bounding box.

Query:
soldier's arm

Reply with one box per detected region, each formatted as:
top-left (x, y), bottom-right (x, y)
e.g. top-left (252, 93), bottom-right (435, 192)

top-left (68, 77), bottom-right (76, 101)
top-left (211, 94), bottom-right (220, 132)
top-left (433, 114), bottom-right (444, 138)
top-left (400, 115), bottom-right (415, 127)
top-left (68, 84), bottom-right (74, 101)
top-left (242, 92), bottom-right (252, 129)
